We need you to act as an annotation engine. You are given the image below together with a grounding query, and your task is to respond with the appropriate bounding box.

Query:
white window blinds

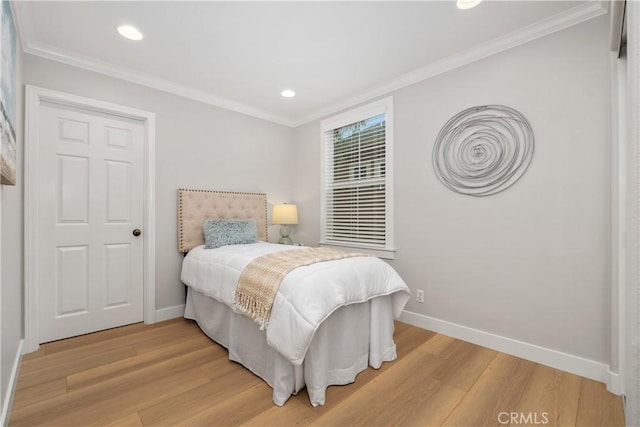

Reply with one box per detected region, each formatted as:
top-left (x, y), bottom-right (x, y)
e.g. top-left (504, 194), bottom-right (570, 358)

top-left (320, 97), bottom-right (394, 258)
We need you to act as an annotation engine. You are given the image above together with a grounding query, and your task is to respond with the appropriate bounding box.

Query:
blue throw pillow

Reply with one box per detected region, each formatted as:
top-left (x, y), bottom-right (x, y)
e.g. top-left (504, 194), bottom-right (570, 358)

top-left (203, 219), bottom-right (258, 249)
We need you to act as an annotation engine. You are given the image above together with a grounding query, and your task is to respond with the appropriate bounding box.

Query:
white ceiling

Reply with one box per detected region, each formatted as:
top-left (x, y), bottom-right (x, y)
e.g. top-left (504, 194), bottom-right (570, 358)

top-left (14, 1), bottom-right (607, 127)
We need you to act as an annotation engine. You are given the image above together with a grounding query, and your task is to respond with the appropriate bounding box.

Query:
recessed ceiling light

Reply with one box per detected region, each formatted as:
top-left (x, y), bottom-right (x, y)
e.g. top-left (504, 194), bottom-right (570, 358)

top-left (281, 89), bottom-right (296, 98)
top-left (117, 25), bottom-right (143, 41)
top-left (456, 0), bottom-right (482, 10)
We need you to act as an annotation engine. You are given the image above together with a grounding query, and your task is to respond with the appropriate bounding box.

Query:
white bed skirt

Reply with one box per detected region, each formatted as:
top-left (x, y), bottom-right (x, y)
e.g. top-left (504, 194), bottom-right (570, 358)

top-left (184, 287), bottom-right (398, 406)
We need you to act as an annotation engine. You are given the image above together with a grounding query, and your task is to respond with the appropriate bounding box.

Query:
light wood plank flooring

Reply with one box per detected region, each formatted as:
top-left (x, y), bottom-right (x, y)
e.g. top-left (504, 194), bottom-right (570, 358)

top-left (9, 318), bottom-right (624, 426)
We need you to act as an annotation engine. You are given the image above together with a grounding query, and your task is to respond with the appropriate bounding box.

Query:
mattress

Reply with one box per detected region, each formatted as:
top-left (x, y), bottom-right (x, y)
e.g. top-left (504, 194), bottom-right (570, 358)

top-left (181, 242), bottom-right (410, 365)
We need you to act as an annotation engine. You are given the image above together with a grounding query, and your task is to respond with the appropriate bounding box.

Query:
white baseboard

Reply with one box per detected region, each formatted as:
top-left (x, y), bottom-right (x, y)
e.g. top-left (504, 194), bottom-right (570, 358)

top-left (155, 304), bottom-right (185, 322)
top-left (606, 369), bottom-right (624, 395)
top-left (1, 339), bottom-right (24, 426)
top-left (400, 310), bottom-right (619, 393)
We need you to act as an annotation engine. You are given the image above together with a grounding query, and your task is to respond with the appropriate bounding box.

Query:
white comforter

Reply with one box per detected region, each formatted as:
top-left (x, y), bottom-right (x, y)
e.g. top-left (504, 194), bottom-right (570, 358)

top-left (181, 242), bottom-right (410, 365)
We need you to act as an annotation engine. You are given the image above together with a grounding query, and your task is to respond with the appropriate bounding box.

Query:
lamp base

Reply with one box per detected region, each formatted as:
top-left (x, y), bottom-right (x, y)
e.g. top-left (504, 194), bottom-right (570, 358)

top-left (278, 236), bottom-right (294, 245)
top-left (278, 225), bottom-right (293, 245)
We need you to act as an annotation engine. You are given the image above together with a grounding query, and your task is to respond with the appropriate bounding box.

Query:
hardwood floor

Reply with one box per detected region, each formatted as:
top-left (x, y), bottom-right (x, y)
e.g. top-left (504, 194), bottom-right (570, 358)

top-left (9, 318), bottom-right (624, 427)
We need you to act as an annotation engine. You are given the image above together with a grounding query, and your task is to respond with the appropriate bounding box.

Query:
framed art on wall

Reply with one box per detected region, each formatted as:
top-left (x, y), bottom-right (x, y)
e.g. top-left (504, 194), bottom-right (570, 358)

top-left (0, 0), bottom-right (16, 185)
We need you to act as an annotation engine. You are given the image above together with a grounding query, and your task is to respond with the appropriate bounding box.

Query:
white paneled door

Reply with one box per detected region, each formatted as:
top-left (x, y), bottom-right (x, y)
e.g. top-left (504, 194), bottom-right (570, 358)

top-left (37, 101), bottom-right (144, 343)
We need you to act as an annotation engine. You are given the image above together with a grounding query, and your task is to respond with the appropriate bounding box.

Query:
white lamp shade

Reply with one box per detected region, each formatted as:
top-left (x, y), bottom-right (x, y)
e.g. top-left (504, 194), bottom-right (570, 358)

top-left (272, 204), bottom-right (299, 225)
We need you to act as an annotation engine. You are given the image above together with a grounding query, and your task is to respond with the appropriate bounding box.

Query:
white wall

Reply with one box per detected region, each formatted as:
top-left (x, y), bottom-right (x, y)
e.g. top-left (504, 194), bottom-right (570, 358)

top-left (1, 41), bottom-right (23, 420)
top-left (294, 16), bottom-right (611, 364)
top-left (624, 1), bottom-right (640, 423)
top-left (21, 54), bottom-right (295, 312)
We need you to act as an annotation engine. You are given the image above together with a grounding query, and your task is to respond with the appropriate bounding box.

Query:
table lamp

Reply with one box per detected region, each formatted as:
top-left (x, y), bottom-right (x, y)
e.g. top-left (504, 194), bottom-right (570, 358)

top-left (272, 204), bottom-right (298, 245)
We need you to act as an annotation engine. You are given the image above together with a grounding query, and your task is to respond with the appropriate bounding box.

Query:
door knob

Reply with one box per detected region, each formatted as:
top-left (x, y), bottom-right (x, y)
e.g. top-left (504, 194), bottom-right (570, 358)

top-left (132, 229), bottom-right (142, 237)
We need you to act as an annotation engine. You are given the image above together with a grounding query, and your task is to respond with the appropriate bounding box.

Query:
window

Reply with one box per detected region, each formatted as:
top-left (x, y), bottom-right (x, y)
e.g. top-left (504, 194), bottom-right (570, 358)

top-left (320, 97), bottom-right (394, 259)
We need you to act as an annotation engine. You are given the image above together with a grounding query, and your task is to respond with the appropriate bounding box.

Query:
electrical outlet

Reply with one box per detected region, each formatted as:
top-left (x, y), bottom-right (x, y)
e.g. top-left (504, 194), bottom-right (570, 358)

top-left (416, 289), bottom-right (425, 303)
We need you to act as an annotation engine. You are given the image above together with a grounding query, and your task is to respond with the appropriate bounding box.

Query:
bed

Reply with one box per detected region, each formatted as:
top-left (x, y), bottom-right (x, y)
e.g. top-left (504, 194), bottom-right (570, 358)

top-left (178, 189), bottom-right (410, 406)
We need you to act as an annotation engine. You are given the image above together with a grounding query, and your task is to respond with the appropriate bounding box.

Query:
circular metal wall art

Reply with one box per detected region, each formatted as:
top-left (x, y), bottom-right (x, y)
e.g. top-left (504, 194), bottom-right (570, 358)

top-left (432, 105), bottom-right (534, 197)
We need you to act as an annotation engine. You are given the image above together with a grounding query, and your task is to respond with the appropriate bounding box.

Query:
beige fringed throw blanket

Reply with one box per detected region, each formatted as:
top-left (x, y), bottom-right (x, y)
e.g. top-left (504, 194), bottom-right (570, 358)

top-left (234, 247), bottom-right (369, 329)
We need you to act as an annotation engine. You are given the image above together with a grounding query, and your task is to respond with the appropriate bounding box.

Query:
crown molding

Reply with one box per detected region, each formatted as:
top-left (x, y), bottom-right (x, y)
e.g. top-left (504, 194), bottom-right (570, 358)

top-left (16, 1), bottom-right (607, 129)
top-left (291, 1), bottom-right (608, 127)
top-left (20, 41), bottom-right (296, 127)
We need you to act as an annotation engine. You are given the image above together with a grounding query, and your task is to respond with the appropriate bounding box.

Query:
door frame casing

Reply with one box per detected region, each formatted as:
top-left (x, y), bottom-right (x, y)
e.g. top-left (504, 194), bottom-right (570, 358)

top-left (24, 85), bottom-right (156, 353)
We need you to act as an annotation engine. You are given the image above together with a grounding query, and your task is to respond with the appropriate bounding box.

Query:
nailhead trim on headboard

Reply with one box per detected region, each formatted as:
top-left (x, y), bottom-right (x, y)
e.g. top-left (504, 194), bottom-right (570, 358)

top-left (178, 189), bottom-right (268, 252)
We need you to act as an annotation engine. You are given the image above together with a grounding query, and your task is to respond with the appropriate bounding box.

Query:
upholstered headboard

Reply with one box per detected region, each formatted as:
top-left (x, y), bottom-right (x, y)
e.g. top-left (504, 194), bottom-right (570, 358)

top-left (178, 189), bottom-right (268, 252)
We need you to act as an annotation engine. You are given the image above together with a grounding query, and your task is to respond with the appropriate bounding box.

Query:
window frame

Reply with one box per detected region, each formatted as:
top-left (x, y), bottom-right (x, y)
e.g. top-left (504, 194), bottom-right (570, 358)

top-left (319, 97), bottom-right (395, 259)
